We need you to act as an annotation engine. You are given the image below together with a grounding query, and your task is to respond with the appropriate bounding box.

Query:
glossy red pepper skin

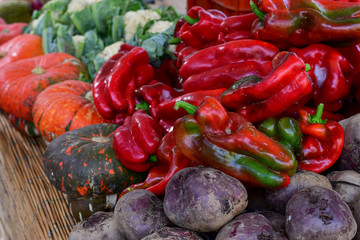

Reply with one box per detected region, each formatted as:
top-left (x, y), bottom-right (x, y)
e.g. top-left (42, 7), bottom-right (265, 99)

top-left (251, 0), bottom-right (360, 48)
top-left (178, 6), bottom-right (227, 49)
top-left (297, 106), bottom-right (344, 173)
top-left (218, 13), bottom-right (258, 43)
top-left (197, 97), bottom-right (297, 174)
top-left (153, 59), bottom-right (180, 88)
top-left (175, 45), bottom-right (199, 70)
top-left (221, 52), bottom-right (313, 123)
top-left (337, 43), bottom-right (360, 109)
top-left (182, 61), bottom-right (273, 93)
top-left (93, 52), bottom-right (126, 120)
top-left (156, 88), bottom-right (227, 131)
top-left (112, 110), bottom-right (164, 172)
top-left (107, 47), bottom-right (154, 112)
top-left (291, 44), bottom-right (354, 112)
top-left (136, 80), bottom-right (182, 120)
top-left (173, 97), bottom-right (296, 188)
top-left (92, 45), bottom-right (154, 124)
top-left (119, 132), bottom-right (194, 197)
top-left (179, 39), bottom-right (279, 80)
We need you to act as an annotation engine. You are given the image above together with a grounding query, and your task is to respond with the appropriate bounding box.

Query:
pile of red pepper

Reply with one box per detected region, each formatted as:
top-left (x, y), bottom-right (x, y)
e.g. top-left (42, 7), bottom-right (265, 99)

top-left (92, 0), bottom-right (360, 197)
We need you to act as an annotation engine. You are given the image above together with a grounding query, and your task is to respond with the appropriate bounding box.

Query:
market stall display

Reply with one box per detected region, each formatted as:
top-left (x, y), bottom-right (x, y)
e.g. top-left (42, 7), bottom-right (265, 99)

top-left (2, 0), bottom-right (360, 239)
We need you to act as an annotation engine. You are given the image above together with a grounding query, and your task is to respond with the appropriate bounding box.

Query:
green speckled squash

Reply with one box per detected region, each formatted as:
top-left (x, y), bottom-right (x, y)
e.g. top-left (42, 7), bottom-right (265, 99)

top-left (43, 123), bottom-right (147, 198)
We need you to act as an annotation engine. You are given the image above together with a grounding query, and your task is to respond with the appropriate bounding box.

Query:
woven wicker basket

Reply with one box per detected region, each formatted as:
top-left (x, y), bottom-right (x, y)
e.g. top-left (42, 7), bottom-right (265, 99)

top-left (0, 110), bottom-right (76, 240)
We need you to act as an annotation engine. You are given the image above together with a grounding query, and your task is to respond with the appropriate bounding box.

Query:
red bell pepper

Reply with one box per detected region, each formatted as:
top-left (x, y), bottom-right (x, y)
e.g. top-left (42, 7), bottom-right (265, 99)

top-left (290, 44), bottom-right (354, 112)
top-left (93, 52), bottom-right (126, 121)
top-left (179, 39), bottom-right (279, 80)
top-left (119, 131), bottom-right (194, 197)
top-left (93, 44), bottom-right (154, 124)
top-left (175, 45), bottom-right (198, 70)
top-left (221, 52), bottom-right (313, 123)
top-left (107, 47), bottom-right (154, 112)
top-left (182, 60), bottom-right (273, 93)
top-left (136, 80), bottom-right (182, 120)
top-left (156, 88), bottom-right (227, 132)
top-left (178, 6), bottom-right (227, 49)
top-left (173, 97), bottom-right (297, 188)
top-left (297, 104), bottom-right (344, 173)
top-left (112, 110), bottom-right (164, 172)
top-left (337, 42), bottom-right (360, 109)
top-left (218, 13), bottom-right (258, 43)
top-left (250, 0), bottom-right (360, 48)
top-left (153, 59), bottom-right (180, 88)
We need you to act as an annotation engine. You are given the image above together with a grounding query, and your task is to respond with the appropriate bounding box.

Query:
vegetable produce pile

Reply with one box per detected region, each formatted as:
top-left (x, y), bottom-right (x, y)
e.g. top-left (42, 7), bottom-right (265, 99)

top-left (2, 0), bottom-right (360, 239)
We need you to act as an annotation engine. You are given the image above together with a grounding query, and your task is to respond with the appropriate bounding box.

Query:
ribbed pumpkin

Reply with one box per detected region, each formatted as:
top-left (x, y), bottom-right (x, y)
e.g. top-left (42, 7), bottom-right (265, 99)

top-left (0, 52), bottom-right (86, 122)
top-left (0, 34), bottom-right (43, 68)
top-left (32, 80), bottom-right (106, 142)
top-left (0, 22), bottom-right (27, 45)
top-left (8, 113), bottom-right (40, 137)
top-left (43, 123), bottom-right (147, 198)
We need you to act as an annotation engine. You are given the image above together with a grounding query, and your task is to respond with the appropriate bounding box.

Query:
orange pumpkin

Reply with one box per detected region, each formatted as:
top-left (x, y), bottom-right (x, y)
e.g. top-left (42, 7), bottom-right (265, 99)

top-left (0, 22), bottom-right (27, 45)
top-left (0, 34), bottom-right (43, 68)
top-left (32, 80), bottom-right (106, 141)
top-left (0, 52), bottom-right (86, 122)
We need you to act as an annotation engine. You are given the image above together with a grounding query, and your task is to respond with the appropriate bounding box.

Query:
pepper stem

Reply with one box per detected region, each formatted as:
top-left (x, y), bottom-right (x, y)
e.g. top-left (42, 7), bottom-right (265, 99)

top-left (84, 90), bottom-right (93, 103)
top-left (135, 101), bottom-right (150, 114)
top-left (250, 0), bottom-right (266, 22)
top-left (305, 63), bottom-right (311, 72)
top-left (32, 66), bottom-right (46, 75)
top-left (148, 154), bottom-right (158, 163)
top-left (183, 14), bottom-right (199, 25)
top-left (168, 37), bottom-right (182, 44)
top-left (0, 51), bottom-right (7, 58)
top-left (308, 103), bottom-right (328, 124)
top-left (174, 101), bottom-right (197, 114)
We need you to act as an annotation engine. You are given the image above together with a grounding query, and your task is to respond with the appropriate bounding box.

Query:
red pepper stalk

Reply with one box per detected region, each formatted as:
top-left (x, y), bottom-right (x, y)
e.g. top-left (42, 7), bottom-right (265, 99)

top-left (155, 88), bottom-right (227, 132)
top-left (173, 97), bottom-right (297, 189)
top-left (297, 103), bottom-right (344, 173)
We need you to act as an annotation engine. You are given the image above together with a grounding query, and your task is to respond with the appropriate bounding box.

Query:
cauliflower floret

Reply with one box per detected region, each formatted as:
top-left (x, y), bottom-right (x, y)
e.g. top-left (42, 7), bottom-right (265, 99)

top-left (123, 9), bottom-right (161, 42)
top-left (72, 35), bottom-right (85, 46)
top-left (67, 0), bottom-right (102, 12)
top-left (147, 20), bottom-right (174, 34)
top-left (98, 41), bottom-right (124, 60)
